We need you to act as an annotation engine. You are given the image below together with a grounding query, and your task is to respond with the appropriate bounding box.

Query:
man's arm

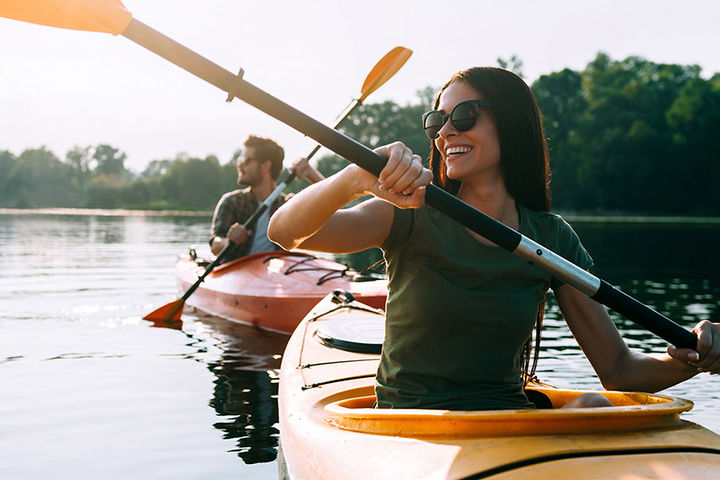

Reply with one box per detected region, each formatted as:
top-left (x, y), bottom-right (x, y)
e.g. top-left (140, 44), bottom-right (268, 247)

top-left (210, 224), bottom-right (251, 255)
top-left (292, 157), bottom-right (325, 184)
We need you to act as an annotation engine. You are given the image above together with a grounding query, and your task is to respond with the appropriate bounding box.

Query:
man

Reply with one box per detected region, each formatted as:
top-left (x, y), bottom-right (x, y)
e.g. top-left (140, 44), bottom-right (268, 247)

top-left (210, 135), bottom-right (322, 263)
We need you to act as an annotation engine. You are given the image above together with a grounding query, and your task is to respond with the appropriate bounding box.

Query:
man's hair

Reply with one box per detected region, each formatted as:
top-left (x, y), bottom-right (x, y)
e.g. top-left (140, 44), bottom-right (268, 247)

top-left (244, 135), bottom-right (285, 180)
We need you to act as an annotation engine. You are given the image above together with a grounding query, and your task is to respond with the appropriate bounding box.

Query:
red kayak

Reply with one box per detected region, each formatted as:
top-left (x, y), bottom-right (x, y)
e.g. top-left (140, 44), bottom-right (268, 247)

top-left (175, 250), bottom-right (387, 334)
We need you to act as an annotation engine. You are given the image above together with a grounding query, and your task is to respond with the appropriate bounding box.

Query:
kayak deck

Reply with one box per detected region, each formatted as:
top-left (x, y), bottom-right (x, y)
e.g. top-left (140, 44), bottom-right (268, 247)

top-left (279, 294), bottom-right (720, 479)
top-left (175, 250), bottom-right (387, 333)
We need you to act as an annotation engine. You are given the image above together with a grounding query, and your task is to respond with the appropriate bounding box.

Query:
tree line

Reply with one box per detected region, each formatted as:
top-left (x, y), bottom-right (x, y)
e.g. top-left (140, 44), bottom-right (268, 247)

top-left (2, 52), bottom-right (718, 215)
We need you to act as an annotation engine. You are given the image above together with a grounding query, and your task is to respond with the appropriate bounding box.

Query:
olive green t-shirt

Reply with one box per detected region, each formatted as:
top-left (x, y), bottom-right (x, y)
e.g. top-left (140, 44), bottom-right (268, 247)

top-left (377, 204), bottom-right (593, 410)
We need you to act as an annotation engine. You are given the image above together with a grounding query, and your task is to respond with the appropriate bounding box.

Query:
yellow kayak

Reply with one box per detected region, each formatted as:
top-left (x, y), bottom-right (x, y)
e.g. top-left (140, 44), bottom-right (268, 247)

top-left (278, 292), bottom-right (720, 479)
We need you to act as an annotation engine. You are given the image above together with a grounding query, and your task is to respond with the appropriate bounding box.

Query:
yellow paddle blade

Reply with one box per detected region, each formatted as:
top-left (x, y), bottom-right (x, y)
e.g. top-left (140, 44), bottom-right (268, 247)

top-left (0, 0), bottom-right (132, 35)
top-left (359, 46), bottom-right (413, 101)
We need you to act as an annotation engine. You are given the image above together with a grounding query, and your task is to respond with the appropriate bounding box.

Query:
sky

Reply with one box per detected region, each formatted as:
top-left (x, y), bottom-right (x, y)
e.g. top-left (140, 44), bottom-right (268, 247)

top-left (1, 0), bottom-right (718, 173)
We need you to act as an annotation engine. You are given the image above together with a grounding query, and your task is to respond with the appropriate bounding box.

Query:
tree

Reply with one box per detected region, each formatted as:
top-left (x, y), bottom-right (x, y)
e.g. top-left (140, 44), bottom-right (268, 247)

top-left (92, 144), bottom-right (128, 177)
top-left (532, 68), bottom-right (588, 208)
top-left (65, 145), bottom-right (91, 174)
top-left (529, 53), bottom-right (715, 214)
top-left (65, 145), bottom-right (92, 190)
top-left (159, 154), bottom-right (231, 209)
top-left (141, 159), bottom-right (172, 178)
top-left (497, 55), bottom-right (525, 78)
top-left (665, 76), bottom-right (720, 213)
top-left (0, 150), bottom-right (20, 207)
top-left (8, 147), bottom-right (81, 207)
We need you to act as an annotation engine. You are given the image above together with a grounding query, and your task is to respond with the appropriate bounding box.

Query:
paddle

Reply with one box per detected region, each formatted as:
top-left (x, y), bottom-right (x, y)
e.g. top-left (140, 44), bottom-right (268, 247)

top-left (141, 46), bottom-right (412, 322)
top-left (142, 171), bottom-right (295, 322)
top-left (0, 1), bottom-right (697, 349)
top-left (301, 46), bottom-right (412, 161)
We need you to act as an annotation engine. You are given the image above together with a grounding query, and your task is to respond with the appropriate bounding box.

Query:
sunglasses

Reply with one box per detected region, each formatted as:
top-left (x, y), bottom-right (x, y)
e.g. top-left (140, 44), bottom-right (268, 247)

top-left (238, 155), bottom-right (261, 167)
top-left (422, 99), bottom-right (492, 140)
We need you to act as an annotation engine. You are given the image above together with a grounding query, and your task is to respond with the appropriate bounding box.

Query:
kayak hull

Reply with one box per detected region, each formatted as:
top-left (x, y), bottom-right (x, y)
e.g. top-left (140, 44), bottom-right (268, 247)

top-left (278, 294), bottom-right (720, 479)
top-left (175, 250), bottom-right (387, 334)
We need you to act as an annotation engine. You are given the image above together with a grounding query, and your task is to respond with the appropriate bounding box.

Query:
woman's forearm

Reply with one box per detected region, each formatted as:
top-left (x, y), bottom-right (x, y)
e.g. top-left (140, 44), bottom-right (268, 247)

top-left (269, 166), bottom-right (368, 250)
top-left (600, 349), bottom-right (699, 393)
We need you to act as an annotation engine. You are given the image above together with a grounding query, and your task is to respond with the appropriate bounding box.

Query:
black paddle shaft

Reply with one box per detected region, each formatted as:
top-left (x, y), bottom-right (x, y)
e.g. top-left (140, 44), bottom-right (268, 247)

top-left (122, 19), bottom-right (697, 350)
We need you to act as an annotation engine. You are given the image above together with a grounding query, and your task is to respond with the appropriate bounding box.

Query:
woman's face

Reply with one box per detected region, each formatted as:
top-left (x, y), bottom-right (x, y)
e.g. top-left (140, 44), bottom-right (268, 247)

top-left (435, 81), bottom-right (501, 184)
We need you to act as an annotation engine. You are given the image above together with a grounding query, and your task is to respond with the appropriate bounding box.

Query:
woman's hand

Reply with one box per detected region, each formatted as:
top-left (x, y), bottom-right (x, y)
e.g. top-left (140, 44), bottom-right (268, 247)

top-left (668, 320), bottom-right (720, 374)
top-left (358, 141), bottom-right (432, 209)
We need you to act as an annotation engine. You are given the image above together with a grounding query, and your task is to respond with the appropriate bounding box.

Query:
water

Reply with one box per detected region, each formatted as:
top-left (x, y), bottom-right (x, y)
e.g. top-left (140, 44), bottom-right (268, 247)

top-left (1, 210), bottom-right (719, 479)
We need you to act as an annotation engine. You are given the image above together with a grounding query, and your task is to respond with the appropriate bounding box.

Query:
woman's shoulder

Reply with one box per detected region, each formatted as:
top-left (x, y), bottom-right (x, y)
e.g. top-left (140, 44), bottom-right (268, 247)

top-left (518, 205), bottom-right (582, 243)
top-left (518, 204), bottom-right (565, 228)
top-left (519, 205), bottom-right (592, 269)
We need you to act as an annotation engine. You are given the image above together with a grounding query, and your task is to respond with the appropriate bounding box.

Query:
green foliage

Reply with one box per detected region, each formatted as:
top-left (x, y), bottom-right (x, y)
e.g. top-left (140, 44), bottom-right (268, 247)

top-left (92, 144), bottom-right (128, 177)
top-left (0, 146), bottom-right (83, 207)
top-left (0, 150), bottom-right (20, 206)
top-left (85, 175), bottom-right (123, 208)
top-left (533, 52), bottom-right (719, 214)
top-left (341, 91), bottom-right (433, 159)
top-left (497, 55), bottom-right (525, 78)
top-left (158, 154), bottom-right (239, 210)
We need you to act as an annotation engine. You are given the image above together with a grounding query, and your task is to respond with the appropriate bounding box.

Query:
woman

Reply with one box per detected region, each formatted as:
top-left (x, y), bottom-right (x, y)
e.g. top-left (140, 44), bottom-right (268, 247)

top-left (268, 67), bottom-right (719, 410)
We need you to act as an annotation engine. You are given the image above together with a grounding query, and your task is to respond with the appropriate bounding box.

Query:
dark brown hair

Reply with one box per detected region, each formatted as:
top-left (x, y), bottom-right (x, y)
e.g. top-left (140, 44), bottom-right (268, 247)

top-left (244, 135), bottom-right (285, 180)
top-left (429, 67), bottom-right (552, 212)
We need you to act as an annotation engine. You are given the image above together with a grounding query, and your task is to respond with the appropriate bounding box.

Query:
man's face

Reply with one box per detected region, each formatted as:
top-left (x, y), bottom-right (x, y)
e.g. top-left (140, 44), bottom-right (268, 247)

top-left (237, 147), bottom-right (264, 186)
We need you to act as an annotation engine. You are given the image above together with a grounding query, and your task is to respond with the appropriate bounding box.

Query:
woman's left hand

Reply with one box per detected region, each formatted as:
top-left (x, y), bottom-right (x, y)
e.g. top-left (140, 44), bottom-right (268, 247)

top-left (668, 320), bottom-right (720, 374)
top-left (370, 142), bottom-right (432, 209)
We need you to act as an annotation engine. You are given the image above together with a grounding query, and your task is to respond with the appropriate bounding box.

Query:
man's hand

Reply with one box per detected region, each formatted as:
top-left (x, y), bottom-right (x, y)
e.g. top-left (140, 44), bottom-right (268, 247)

top-left (227, 223), bottom-right (251, 245)
top-left (292, 157), bottom-right (325, 183)
top-left (210, 223), bottom-right (252, 256)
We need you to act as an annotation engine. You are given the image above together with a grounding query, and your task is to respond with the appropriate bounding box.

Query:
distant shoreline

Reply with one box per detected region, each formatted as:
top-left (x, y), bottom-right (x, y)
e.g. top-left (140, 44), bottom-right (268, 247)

top-left (2, 207), bottom-right (719, 225)
top-left (0, 207), bottom-right (212, 217)
top-left (564, 215), bottom-right (720, 225)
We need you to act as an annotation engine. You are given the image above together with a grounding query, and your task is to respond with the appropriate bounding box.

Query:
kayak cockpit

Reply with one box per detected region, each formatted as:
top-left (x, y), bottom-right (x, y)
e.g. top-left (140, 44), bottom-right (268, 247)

top-left (322, 385), bottom-right (693, 438)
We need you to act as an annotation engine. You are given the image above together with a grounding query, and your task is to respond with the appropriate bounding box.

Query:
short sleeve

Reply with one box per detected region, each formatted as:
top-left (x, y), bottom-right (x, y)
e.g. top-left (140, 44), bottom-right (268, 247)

top-left (550, 217), bottom-right (593, 289)
top-left (380, 207), bottom-right (414, 254)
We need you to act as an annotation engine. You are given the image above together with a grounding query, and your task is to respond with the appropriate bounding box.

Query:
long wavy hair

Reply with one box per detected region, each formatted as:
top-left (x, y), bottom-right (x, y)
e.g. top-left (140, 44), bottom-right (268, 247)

top-left (429, 67), bottom-right (551, 384)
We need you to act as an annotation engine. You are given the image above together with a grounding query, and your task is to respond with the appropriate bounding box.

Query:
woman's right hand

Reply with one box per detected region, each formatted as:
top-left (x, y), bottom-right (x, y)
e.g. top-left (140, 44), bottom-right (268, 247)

top-left (346, 141), bottom-right (432, 209)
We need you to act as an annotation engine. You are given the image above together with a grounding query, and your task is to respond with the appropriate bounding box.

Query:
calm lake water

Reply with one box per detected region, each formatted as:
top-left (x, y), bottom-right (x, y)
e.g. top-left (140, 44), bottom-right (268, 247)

top-left (1, 209), bottom-right (719, 479)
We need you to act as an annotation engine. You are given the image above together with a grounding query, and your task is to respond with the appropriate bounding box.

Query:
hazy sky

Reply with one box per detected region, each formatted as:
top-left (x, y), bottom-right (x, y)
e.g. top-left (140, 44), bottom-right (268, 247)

top-left (1, 0), bottom-right (718, 172)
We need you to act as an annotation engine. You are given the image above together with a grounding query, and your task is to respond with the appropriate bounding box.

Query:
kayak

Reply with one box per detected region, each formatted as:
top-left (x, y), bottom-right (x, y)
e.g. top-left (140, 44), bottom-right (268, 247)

top-left (175, 250), bottom-right (387, 334)
top-left (278, 292), bottom-right (720, 479)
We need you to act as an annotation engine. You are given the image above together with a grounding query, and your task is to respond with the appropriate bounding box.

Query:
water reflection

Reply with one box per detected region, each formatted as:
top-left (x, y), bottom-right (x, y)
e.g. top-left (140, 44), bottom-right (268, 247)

top-left (180, 310), bottom-right (289, 464)
top-left (209, 366), bottom-right (279, 463)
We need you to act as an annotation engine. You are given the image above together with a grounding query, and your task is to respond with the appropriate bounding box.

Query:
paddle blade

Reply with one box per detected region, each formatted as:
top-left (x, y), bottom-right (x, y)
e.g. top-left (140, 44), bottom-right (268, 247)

top-left (359, 46), bottom-right (412, 101)
top-left (0, 0), bottom-right (132, 35)
top-left (143, 299), bottom-right (184, 322)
